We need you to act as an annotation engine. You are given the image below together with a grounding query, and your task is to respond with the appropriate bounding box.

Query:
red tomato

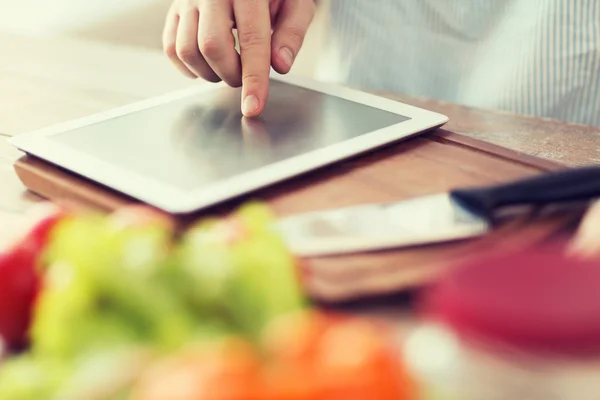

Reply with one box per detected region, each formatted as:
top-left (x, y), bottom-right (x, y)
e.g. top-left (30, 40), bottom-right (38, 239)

top-left (11, 203), bottom-right (66, 255)
top-left (133, 337), bottom-right (263, 400)
top-left (27, 204), bottom-right (65, 250)
top-left (0, 244), bottom-right (40, 350)
top-left (0, 203), bottom-right (64, 350)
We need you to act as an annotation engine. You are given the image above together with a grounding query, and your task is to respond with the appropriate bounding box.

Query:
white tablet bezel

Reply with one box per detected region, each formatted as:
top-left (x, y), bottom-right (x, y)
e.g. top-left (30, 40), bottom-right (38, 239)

top-left (10, 72), bottom-right (448, 214)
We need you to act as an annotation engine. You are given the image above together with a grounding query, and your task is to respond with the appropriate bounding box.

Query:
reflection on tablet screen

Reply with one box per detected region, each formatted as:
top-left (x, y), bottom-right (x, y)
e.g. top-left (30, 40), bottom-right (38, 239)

top-left (52, 80), bottom-right (410, 191)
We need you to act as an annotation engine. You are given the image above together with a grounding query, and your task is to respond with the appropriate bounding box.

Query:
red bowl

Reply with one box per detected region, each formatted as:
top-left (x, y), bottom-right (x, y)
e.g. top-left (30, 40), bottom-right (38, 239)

top-left (421, 242), bottom-right (600, 355)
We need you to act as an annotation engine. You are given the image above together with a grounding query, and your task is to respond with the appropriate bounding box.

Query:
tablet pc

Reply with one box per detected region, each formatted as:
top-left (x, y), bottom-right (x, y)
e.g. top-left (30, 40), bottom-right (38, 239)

top-left (10, 73), bottom-right (448, 214)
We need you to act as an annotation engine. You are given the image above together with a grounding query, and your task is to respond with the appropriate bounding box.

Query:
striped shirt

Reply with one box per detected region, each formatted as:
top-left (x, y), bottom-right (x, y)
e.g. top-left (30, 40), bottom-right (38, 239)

top-left (315, 0), bottom-right (600, 126)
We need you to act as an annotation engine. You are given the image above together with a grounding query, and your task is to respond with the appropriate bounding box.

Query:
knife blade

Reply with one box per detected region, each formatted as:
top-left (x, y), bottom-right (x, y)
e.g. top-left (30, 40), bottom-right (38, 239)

top-left (274, 166), bottom-right (600, 257)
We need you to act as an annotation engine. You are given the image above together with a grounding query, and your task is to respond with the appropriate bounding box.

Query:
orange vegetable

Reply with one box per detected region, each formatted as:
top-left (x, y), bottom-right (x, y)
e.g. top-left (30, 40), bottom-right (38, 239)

top-left (261, 310), bottom-right (330, 364)
top-left (261, 311), bottom-right (418, 400)
top-left (133, 337), bottom-right (263, 400)
top-left (313, 319), bottom-right (416, 400)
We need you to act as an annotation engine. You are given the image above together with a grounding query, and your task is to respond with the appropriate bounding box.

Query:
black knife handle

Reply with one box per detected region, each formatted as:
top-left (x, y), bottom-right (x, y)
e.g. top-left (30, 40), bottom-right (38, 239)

top-left (449, 166), bottom-right (600, 222)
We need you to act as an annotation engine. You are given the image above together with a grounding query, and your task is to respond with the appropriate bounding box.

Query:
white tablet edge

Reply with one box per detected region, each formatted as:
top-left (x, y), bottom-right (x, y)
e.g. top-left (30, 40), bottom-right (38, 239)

top-left (10, 72), bottom-right (449, 214)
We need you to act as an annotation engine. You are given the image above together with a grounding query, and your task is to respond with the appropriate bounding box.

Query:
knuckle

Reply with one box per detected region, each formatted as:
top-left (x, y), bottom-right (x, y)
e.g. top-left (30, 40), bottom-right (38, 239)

top-left (242, 72), bottom-right (264, 87)
top-left (176, 44), bottom-right (200, 63)
top-left (282, 25), bottom-right (307, 46)
top-left (238, 31), bottom-right (269, 52)
top-left (177, 0), bottom-right (200, 12)
top-left (163, 41), bottom-right (178, 59)
top-left (198, 34), bottom-right (225, 60)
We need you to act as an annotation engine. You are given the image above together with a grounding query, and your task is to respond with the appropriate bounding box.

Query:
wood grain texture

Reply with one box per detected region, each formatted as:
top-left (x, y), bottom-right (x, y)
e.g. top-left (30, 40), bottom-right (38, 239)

top-left (1, 31), bottom-right (598, 303)
top-left (13, 135), bottom-right (550, 221)
top-left (382, 93), bottom-right (600, 168)
top-left (303, 211), bottom-right (582, 303)
top-left (12, 130), bottom-right (581, 302)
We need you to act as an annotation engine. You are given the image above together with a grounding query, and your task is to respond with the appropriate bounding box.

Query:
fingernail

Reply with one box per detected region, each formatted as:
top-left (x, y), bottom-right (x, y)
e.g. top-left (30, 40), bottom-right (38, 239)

top-left (242, 95), bottom-right (260, 116)
top-left (279, 47), bottom-right (294, 68)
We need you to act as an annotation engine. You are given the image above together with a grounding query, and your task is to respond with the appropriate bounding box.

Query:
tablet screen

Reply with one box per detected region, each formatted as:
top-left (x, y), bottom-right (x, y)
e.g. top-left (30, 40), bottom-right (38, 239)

top-left (51, 80), bottom-right (410, 191)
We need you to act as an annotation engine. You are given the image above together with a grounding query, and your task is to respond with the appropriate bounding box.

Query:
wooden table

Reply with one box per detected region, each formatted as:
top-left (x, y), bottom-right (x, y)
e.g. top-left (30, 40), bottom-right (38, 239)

top-left (3, 31), bottom-right (600, 297)
top-left (3, 30), bottom-right (600, 213)
top-left (3, 31), bottom-right (600, 398)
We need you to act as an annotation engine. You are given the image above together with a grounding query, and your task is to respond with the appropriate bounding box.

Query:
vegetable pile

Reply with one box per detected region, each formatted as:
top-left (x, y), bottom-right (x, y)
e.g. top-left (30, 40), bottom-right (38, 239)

top-left (0, 203), bottom-right (417, 399)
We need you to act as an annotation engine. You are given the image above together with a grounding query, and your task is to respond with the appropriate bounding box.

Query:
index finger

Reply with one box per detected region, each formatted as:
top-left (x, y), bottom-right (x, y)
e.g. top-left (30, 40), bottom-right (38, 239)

top-left (233, 0), bottom-right (272, 117)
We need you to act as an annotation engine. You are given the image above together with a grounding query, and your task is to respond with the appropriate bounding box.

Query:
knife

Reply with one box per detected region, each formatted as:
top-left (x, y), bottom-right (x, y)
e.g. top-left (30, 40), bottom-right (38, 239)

top-left (274, 166), bottom-right (600, 257)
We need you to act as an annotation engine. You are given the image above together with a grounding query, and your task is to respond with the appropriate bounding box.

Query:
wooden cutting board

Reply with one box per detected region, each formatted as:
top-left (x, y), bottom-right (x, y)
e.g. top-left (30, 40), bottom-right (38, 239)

top-left (13, 128), bottom-right (583, 303)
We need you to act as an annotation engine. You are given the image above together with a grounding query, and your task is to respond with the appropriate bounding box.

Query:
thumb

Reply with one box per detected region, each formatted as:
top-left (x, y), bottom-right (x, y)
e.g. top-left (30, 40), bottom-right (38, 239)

top-left (271, 0), bottom-right (316, 74)
top-left (567, 200), bottom-right (600, 258)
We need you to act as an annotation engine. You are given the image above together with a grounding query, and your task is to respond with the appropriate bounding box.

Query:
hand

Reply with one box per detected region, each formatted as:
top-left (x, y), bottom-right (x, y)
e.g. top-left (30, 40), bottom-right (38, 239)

top-left (163, 0), bottom-right (316, 117)
top-left (568, 200), bottom-right (600, 257)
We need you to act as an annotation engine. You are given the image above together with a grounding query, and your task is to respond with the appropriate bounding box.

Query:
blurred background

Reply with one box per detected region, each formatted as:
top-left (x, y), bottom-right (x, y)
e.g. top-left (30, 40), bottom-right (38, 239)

top-left (0, 0), bottom-right (328, 78)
